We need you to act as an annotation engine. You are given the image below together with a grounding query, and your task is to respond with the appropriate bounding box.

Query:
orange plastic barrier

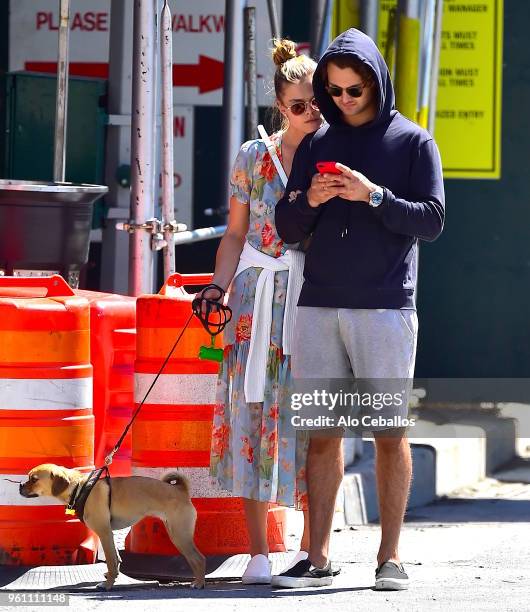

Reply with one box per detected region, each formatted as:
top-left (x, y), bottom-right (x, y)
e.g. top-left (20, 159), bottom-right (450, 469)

top-left (75, 290), bottom-right (136, 476)
top-left (0, 275), bottom-right (97, 565)
top-left (125, 273), bottom-right (286, 558)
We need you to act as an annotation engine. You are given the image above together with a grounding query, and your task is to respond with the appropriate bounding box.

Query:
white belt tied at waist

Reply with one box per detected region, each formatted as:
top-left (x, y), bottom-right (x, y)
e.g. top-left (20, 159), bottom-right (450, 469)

top-left (233, 241), bottom-right (305, 403)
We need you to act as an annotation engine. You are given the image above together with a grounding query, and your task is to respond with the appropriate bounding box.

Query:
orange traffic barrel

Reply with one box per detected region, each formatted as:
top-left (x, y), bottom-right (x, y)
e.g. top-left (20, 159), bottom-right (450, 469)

top-left (75, 290), bottom-right (136, 476)
top-left (125, 273), bottom-right (286, 559)
top-left (0, 275), bottom-right (97, 565)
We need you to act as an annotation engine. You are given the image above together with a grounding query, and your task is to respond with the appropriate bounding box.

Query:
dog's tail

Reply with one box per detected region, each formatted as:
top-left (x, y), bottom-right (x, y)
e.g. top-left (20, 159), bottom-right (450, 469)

top-left (162, 472), bottom-right (189, 494)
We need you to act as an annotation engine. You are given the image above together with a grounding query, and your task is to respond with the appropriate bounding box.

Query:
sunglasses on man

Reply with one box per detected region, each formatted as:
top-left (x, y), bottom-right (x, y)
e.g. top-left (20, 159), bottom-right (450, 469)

top-left (285, 98), bottom-right (320, 116)
top-left (325, 82), bottom-right (367, 98)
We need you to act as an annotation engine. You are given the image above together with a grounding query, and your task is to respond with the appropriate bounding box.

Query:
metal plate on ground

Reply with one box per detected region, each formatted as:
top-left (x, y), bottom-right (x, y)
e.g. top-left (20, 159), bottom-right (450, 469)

top-left (120, 551), bottom-right (297, 582)
top-left (207, 552), bottom-right (295, 581)
top-left (0, 563), bottom-right (159, 592)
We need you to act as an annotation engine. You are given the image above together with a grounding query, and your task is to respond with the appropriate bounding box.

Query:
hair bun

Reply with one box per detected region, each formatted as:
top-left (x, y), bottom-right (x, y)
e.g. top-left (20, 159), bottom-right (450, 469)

top-left (272, 39), bottom-right (298, 66)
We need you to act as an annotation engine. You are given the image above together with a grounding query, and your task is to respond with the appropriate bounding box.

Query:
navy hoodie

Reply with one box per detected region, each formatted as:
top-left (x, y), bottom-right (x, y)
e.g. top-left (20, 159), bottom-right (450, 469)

top-left (275, 28), bottom-right (445, 310)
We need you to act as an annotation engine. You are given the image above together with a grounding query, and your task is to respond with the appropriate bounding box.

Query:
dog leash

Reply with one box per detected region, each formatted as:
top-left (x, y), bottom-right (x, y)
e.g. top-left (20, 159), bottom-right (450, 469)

top-left (192, 283), bottom-right (232, 362)
top-left (104, 311), bottom-right (195, 467)
top-left (104, 291), bottom-right (232, 467)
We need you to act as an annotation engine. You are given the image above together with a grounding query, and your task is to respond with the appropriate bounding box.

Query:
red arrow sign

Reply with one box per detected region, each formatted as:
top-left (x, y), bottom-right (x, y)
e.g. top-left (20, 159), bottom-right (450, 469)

top-left (25, 55), bottom-right (224, 94)
top-left (25, 61), bottom-right (109, 78)
top-left (172, 55), bottom-right (224, 94)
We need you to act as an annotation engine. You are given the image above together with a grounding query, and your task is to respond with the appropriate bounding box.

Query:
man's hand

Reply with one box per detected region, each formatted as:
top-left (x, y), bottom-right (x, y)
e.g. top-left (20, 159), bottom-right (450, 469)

top-left (307, 173), bottom-right (344, 208)
top-left (334, 163), bottom-right (378, 203)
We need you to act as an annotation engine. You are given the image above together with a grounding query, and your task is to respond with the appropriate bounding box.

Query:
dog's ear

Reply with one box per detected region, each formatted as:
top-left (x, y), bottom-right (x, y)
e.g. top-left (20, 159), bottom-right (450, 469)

top-left (51, 473), bottom-right (69, 497)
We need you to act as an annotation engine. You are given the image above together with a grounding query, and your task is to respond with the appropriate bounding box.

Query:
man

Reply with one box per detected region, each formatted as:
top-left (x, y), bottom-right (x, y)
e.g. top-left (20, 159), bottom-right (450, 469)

top-left (272, 29), bottom-right (445, 590)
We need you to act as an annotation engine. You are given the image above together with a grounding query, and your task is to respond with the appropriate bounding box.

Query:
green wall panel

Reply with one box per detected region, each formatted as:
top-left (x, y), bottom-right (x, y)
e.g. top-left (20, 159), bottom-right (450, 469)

top-left (3, 72), bottom-right (107, 227)
top-left (416, 2), bottom-right (530, 377)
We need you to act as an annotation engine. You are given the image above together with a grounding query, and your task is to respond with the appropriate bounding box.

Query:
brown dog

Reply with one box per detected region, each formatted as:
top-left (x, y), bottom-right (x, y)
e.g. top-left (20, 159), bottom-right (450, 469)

top-left (19, 464), bottom-right (206, 590)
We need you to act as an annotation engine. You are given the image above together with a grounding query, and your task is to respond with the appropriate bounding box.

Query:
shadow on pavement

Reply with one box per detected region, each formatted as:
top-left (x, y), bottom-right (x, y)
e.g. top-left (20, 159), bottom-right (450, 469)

top-left (405, 497), bottom-right (530, 523)
top-left (75, 583), bottom-right (374, 600)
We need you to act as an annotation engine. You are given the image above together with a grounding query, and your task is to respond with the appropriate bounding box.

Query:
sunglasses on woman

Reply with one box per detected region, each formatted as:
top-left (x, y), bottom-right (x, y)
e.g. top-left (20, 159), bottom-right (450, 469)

top-left (325, 82), bottom-right (366, 98)
top-left (285, 98), bottom-right (320, 116)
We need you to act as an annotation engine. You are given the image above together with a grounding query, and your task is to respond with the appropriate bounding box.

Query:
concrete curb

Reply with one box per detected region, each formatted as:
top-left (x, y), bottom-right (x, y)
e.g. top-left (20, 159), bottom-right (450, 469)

top-left (497, 402), bottom-right (530, 457)
top-left (336, 409), bottom-right (519, 526)
top-left (335, 441), bottom-right (436, 526)
top-left (414, 408), bottom-right (518, 473)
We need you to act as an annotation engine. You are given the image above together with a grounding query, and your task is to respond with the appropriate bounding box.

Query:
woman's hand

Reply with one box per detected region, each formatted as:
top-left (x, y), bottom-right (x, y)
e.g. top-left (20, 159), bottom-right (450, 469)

top-left (334, 163), bottom-right (378, 203)
top-left (307, 172), bottom-right (344, 207)
top-left (197, 285), bottom-right (225, 316)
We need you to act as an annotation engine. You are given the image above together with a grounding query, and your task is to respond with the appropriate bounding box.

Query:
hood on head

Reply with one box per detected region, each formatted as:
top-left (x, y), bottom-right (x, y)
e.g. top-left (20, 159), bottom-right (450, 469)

top-left (313, 28), bottom-right (395, 127)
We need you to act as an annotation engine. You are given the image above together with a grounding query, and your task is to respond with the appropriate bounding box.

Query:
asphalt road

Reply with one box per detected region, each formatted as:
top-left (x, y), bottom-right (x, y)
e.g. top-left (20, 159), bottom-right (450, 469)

top-left (2, 462), bottom-right (529, 612)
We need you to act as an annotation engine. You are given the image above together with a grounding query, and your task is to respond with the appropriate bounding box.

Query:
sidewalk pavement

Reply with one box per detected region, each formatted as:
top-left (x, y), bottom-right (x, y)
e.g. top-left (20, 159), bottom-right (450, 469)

top-left (1, 404), bottom-right (528, 610)
top-left (2, 468), bottom-right (528, 612)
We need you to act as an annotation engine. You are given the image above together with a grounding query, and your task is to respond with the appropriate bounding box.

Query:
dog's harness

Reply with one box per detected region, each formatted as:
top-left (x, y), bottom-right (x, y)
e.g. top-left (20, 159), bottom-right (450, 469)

top-left (65, 466), bottom-right (111, 523)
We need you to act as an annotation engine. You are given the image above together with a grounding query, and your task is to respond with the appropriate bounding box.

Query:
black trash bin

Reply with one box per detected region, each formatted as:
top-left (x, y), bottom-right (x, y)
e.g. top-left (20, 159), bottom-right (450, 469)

top-left (0, 180), bottom-right (108, 287)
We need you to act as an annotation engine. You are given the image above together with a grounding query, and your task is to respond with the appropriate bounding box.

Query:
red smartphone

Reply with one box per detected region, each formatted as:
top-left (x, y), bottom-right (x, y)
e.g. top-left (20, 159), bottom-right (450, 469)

top-left (316, 161), bottom-right (342, 175)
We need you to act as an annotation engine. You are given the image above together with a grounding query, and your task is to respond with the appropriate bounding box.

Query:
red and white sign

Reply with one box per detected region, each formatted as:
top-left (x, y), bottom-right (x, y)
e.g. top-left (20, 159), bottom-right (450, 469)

top-left (171, 106), bottom-right (194, 229)
top-left (9, 0), bottom-right (110, 75)
top-left (9, 0), bottom-right (282, 106)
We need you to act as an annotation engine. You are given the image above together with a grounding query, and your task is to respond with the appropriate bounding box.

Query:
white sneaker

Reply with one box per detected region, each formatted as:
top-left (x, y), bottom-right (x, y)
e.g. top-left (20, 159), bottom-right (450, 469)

top-left (241, 554), bottom-right (272, 585)
top-left (280, 550), bottom-right (309, 573)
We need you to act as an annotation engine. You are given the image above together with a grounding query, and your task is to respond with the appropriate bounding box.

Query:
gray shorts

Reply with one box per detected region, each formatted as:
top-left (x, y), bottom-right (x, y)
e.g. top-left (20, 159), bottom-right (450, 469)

top-left (290, 307), bottom-right (418, 433)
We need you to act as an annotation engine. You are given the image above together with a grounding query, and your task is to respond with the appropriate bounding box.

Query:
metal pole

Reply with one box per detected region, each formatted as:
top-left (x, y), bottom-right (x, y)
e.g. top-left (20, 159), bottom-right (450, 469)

top-left (316, 0), bottom-right (333, 60)
top-left (309, 0), bottom-right (327, 59)
top-left (360, 0), bottom-right (379, 42)
top-left (384, 6), bottom-right (399, 80)
top-left (160, 0), bottom-right (175, 279)
top-left (418, 0), bottom-right (436, 129)
top-left (395, 0), bottom-right (421, 122)
top-left (428, 0), bottom-right (444, 135)
top-left (244, 7), bottom-right (258, 141)
top-left (100, 0), bottom-right (134, 294)
top-left (173, 225), bottom-right (227, 246)
top-left (220, 0), bottom-right (246, 223)
top-left (129, 0), bottom-right (157, 296)
top-left (53, 0), bottom-right (70, 183)
top-left (266, 0), bottom-right (281, 39)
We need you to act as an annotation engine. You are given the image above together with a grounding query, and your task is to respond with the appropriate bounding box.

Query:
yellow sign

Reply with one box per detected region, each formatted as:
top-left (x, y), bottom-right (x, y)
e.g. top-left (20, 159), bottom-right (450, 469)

top-left (333, 0), bottom-right (503, 179)
top-left (436, 0), bottom-right (502, 178)
top-left (379, 0), bottom-right (503, 179)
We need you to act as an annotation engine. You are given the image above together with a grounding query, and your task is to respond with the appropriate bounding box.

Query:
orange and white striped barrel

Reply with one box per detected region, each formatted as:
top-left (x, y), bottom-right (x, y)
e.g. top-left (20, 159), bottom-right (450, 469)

top-left (75, 290), bottom-right (136, 476)
top-left (126, 273), bottom-right (286, 558)
top-left (0, 275), bottom-right (97, 565)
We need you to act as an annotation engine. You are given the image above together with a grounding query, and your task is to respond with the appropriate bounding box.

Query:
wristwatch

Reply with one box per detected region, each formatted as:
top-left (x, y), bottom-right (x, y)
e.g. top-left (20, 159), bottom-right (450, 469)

top-left (368, 186), bottom-right (384, 208)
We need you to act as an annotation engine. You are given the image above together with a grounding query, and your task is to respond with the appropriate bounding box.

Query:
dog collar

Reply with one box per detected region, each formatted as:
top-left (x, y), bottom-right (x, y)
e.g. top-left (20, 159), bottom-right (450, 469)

top-left (65, 467), bottom-right (111, 522)
top-left (65, 483), bottom-right (81, 516)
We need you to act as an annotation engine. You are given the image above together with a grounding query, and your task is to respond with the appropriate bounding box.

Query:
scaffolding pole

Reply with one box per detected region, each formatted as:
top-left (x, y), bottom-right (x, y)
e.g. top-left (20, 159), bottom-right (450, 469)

top-left (418, 0), bottom-right (436, 128)
top-left (309, 0), bottom-right (327, 59)
top-left (267, 0), bottom-right (281, 39)
top-left (53, 0), bottom-right (70, 183)
top-left (160, 0), bottom-right (176, 279)
top-left (100, 0), bottom-right (133, 294)
top-left (244, 6), bottom-right (258, 141)
top-left (360, 0), bottom-right (379, 43)
top-left (428, 0), bottom-right (444, 134)
top-left (395, 0), bottom-right (421, 122)
top-left (129, 0), bottom-right (157, 296)
top-left (220, 0), bottom-right (246, 223)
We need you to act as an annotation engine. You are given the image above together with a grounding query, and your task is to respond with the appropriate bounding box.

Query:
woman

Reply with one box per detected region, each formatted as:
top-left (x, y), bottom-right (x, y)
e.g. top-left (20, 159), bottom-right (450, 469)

top-left (203, 39), bottom-right (321, 584)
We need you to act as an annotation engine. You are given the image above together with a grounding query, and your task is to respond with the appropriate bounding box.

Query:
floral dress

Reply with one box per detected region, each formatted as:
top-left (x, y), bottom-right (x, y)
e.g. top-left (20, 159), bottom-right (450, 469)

top-left (210, 132), bottom-right (308, 509)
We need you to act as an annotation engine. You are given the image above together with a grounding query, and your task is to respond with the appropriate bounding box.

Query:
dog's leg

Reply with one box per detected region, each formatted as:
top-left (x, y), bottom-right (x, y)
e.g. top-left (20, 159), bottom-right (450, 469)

top-left (94, 527), bottom-right (120, 590)
top-left (164, 506), bottom-right (206, 589)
